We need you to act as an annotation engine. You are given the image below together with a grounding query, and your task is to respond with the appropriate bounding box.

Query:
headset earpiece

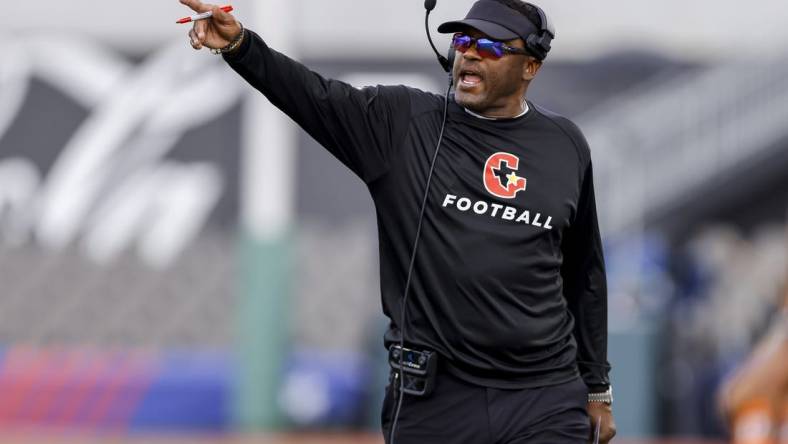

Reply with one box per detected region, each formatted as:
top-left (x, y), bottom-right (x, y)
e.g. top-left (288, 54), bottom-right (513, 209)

top-left (524, 5), bottom-right (555, 61)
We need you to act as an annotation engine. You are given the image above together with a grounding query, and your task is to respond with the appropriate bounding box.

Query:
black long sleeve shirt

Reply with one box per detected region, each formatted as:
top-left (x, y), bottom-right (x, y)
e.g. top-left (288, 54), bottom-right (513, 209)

top-left (225, 30), bottom-right (611, 390)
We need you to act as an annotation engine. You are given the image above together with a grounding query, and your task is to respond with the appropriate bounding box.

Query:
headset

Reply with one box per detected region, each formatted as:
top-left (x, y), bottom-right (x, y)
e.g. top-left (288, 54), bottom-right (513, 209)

top-left (425, 0), bottom-right (555, 66)
top-left (388, 2), bottom-right (553, 443)
top-left (387, 4), bottom-right (450, 443)
top-left (524, 6), bottom-right (555, 61)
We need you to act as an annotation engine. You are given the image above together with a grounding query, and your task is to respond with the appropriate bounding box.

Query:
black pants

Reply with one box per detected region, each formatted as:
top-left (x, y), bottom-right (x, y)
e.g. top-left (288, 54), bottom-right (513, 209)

top-left (381, 369), bottom-right (590, 444)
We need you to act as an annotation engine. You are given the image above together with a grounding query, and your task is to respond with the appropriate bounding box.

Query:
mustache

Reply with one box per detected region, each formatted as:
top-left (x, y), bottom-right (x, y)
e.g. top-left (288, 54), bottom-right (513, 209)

top-left (456, 63), bottom-right (485, 77)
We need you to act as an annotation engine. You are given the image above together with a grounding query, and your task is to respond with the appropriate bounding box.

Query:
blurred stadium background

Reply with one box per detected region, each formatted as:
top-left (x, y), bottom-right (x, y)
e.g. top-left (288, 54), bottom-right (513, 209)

top-left (1, 0), bottom-right (787, 442)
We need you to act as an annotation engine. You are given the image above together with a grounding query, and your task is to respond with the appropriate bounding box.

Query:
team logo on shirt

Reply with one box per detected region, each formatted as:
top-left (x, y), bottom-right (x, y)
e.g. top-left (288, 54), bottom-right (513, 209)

top-left (483, 152), bottom-right (527, 199)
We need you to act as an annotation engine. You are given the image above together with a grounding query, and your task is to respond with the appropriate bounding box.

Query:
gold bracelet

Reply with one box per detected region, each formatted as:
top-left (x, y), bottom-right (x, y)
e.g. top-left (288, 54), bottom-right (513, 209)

top-left (211, 23), bottom-right (245, 55)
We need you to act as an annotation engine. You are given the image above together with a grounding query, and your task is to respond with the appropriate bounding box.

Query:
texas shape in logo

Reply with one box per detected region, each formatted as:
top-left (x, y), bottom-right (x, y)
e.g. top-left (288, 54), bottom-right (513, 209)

top-left (483, 152), bottom-right (527, 199)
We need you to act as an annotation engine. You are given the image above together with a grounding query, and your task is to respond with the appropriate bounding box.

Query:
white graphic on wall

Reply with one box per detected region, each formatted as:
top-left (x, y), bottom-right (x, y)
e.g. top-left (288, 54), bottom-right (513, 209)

top-left (0, 34), bottom-right (244, 268)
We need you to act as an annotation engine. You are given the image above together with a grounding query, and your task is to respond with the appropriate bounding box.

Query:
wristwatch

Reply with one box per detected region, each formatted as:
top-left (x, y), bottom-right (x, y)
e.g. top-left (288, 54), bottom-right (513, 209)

top-left (587, 386), bottom-right (613, 405)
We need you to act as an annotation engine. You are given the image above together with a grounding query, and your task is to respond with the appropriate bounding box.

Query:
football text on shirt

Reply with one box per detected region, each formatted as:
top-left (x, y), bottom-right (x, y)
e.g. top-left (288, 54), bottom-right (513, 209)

top-left (441, 194), bottom-right (554, 230)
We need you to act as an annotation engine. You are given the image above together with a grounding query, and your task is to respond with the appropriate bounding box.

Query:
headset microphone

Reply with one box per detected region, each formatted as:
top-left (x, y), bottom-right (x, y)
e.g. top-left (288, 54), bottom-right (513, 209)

top-left (423, 0), bottom-right (452, 75)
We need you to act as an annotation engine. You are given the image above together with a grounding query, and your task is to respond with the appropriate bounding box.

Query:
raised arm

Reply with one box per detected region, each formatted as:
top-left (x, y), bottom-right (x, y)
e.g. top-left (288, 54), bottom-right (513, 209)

top-left (180, 0), bottom-right (412, 183)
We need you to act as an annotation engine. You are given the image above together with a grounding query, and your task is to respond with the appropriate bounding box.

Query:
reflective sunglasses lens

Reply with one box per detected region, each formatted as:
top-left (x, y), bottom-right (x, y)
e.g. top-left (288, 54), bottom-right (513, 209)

top-left (453, 35), bottom-right (472, 52)
top-left (476, 39), bottom-right (504, 59)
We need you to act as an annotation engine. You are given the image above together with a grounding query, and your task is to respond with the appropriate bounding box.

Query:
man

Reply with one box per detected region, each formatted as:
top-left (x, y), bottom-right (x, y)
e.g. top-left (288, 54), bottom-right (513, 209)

top-left (181, 0), bottom-right (616, 442)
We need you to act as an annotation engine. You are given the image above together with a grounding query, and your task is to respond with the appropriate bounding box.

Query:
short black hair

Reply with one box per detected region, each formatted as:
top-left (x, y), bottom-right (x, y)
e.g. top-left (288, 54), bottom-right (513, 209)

top-left (493, 0), bottom-right (543, 30)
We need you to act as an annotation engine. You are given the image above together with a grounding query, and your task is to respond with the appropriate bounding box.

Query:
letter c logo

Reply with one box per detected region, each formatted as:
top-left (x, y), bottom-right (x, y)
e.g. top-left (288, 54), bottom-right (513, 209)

top-left (483, 152), bottom-right (527, 199)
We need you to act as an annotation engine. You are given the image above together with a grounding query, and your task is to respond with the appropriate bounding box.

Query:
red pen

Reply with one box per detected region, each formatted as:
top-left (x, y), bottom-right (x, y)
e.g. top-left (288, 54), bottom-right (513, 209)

top-left (176, 5), bottom-right (233, 24)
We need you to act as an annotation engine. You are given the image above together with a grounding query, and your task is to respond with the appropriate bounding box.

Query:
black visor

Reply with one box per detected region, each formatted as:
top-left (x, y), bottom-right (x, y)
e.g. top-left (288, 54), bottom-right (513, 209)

top-left (438, 0), bottom-right (539, 42)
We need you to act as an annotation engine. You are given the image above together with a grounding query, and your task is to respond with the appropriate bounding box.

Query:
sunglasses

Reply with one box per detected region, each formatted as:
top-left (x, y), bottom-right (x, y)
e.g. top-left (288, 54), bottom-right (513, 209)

top-left (451, 33), bottom-right (530, 59)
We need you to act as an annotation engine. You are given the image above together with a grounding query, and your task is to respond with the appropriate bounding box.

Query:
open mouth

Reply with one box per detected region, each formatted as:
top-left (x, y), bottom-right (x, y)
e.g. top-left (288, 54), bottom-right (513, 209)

top-left (459, 69), bottom-right (483, 88)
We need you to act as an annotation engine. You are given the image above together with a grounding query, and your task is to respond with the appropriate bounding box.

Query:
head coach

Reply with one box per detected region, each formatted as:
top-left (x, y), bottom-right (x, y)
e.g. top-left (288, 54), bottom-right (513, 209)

top-left (182, 0), bottom-right (616, 442)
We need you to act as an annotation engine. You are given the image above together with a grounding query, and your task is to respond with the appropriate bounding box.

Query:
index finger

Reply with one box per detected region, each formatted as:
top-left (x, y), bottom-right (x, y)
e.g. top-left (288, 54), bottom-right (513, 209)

top-left (179, 0), bottom-right (211, 13)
